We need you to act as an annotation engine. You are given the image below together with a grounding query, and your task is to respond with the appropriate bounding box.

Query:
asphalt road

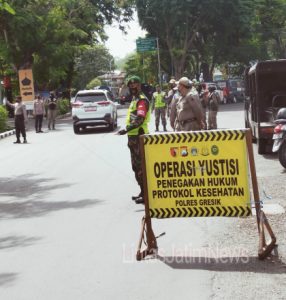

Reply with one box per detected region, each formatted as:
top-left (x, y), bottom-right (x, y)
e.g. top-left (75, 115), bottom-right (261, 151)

top-left (0, 103), bottom-right (285, 299)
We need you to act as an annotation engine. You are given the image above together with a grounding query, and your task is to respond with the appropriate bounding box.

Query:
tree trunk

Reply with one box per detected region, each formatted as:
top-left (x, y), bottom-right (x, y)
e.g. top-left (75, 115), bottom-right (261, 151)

top-left (200, 62), bottom-right (212, 82)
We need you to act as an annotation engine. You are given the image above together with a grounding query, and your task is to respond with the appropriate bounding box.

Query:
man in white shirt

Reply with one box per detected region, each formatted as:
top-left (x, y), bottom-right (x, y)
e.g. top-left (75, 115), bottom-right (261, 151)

top-left (33, 95), bottom-right (45, 132)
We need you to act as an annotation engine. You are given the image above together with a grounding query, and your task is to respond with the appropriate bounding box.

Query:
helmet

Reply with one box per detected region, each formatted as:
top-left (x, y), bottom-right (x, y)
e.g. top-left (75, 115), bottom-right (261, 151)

top-left (127, 75), bottom-right (141, 86)
top-left (276, 108), bottom-right (286, 120)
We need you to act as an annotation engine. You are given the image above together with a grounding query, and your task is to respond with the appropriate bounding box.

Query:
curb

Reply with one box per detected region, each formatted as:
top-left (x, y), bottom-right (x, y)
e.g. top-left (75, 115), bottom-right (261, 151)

top-left (0, 129), bottom-right (15, 140)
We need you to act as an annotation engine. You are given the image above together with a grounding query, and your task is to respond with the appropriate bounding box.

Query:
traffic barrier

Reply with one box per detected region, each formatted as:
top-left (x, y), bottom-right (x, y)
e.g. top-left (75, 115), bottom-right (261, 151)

top-left (136, 129), bottom-right (276, 261)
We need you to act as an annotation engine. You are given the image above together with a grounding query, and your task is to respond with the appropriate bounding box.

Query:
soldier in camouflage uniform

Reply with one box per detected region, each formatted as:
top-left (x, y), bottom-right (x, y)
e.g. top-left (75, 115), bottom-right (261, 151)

top-left (118, 76), bottom-right (150, 204)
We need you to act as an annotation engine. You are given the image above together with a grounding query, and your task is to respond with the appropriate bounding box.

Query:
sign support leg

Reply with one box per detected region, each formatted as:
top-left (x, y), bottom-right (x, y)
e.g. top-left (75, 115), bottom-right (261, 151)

top-left (245, 130), bottom-right (277, 259)
top-left (136, 216), bottom-right (158, 261)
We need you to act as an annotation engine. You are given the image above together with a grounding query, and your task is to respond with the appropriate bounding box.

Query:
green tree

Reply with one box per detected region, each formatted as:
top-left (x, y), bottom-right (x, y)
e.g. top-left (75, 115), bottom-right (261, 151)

top-left (124, 52), bottom-right (158, 83)
top-left (86, 77), bottom-right (102, 89)
top-left (73, 45), bottom-right (114, 90)
top-left (0, 0), bottom-right (15, 14)
top-left (0, 0), bottom-right (133, 90)
top-left (136, 0), bottom-right (265, 79)
top-left (254, 0), bottom-right (286, 58)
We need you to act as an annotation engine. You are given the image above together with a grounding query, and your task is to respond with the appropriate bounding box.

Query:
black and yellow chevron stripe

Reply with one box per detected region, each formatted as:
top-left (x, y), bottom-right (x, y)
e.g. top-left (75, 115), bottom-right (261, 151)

top-left (149, 206), bottom-right (251, 218)
top-left (144, 130), bottom-right (245, 145)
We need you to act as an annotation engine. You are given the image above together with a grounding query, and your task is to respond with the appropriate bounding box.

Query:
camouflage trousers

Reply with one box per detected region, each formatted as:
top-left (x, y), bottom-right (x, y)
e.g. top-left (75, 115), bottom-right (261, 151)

top-left (155, 107), bottom-right (167, 127)
top-left (128, 136), bottom-right (143, 192)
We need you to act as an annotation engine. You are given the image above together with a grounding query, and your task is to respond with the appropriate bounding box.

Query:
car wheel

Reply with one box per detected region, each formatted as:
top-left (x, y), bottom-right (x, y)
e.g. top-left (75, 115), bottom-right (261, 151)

top-left (73, 124), bottom-right (80, 134)
top-left (114, 114), bottom-right (118, 128)
top-left (108, 122), bottom-right (115, 131)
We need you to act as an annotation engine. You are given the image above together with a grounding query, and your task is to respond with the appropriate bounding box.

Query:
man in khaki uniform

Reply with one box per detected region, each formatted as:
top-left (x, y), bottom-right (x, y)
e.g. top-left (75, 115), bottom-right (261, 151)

top-left (208, 86), bottom-right (220, 129)
top-left (175, 77), bottom-right (204, 132)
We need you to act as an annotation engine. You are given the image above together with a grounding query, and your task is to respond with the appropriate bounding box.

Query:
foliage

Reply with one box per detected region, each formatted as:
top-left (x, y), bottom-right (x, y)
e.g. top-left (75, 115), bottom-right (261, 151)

top-left (0, 0), bottom-right (134, 91)
top-left (0, 105), bottom-right (8, 132)
top-left (136, 0), bottom-right (257, 78)
top-left (86, 78), bottom-right (102, 89)
top-left (57, 98), bottom-right (70, 115)
top-left (135, 0), bottom-right (286, 79)
top-left (254, 0), bottom-right (286, 58)
top-left (73, 45), bottom-right (114, 90)
top-left (0, 0), bottom-right (15, 14)
top-left (124, 52), bottom-right (158, 84)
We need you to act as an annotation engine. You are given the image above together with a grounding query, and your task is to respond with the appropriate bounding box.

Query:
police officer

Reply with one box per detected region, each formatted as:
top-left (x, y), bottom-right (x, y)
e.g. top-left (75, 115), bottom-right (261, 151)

top-left (6, 95), bottom-right (28, 143)
top-left (152, 85), bottom-right (167, 131)
top-left (118, 76), bottom-right (150, 204)
top-left (175, 77), bottom-right (204, 131)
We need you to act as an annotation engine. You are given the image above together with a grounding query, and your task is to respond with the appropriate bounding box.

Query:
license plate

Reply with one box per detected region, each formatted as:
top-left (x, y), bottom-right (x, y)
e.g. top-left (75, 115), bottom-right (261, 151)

top-left (85, 107), bottom-right (97, 112)
top-left (273, 133), bottom-right (283, 139)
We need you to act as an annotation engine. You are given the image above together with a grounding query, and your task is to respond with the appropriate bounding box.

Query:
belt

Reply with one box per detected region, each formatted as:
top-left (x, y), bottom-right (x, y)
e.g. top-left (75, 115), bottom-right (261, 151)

top-left (179, 118), bottom-right (197, 125)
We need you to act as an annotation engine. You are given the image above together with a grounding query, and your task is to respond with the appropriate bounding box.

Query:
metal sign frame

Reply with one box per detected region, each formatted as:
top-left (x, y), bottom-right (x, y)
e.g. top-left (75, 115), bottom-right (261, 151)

top-left (136, 129), bottom-right (276, 261)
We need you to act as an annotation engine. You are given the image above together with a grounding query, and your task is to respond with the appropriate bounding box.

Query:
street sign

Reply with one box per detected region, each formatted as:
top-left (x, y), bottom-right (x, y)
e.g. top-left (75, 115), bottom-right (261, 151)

top-left (18, 69), bottom-right (35, 102)
top-left (136, 37), bottom-right (157, 52)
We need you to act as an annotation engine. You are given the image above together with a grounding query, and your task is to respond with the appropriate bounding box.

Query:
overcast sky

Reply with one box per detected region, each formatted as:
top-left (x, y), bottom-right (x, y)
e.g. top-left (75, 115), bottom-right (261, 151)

top-left (104, 15), bottom-right (146, 59)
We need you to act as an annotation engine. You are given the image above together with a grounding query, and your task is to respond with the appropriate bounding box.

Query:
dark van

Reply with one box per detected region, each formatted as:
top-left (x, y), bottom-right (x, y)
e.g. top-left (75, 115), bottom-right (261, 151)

top-left (244, 59), bottom-right (286, 154)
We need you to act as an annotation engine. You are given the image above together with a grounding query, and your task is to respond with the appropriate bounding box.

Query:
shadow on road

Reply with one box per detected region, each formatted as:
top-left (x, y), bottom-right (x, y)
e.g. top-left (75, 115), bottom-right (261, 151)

top-left (0, 174), bottom-right (70, 199)
top-left (0, 174), bottom-right (102, 219)
top-left (0, 198), bottom-right (101, 219)
top-left (0, 273), bottom-right (18, 287)
top-left (0, 235), bottom-right (41, 250)
top-left (75, 126), bottom-right (116, 135)
top-left (156, 254), bottom-right (286, 274)
top-left (219, 103), bottom-right (244, 112)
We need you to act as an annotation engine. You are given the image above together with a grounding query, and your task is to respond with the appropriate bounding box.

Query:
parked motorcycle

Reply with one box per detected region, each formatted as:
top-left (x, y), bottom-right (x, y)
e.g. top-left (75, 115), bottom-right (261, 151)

top-left (272, 108), bottom-right (286, 168)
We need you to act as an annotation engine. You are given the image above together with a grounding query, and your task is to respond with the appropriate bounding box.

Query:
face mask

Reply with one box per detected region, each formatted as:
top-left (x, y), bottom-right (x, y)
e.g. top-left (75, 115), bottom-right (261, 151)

top-left (129, 87), bottom-right (138, 95)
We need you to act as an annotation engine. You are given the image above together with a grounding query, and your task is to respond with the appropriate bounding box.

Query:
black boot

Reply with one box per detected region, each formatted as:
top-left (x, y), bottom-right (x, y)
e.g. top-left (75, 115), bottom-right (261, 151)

top-left (135, 196), bottom-right (144, 204)
top-left (132, 191), bottom-right (142, 200)
top-left (23, 138), bottom-right (27, 144)
top-left (163, 126), bottom-right (167, 131)
top-left (13, 139), bottom-right (21, 144)
top-left (155, 126), bottom-right (159, 132)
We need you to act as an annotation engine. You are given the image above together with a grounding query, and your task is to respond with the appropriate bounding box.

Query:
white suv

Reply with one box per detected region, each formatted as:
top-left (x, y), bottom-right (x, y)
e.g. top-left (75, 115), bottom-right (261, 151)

top-left (72, 89), bottom-right (118, 134)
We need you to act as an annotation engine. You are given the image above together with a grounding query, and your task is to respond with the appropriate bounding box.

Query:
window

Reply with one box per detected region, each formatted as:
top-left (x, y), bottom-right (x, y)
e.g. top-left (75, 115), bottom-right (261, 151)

top-left (76, 93), bottom-right (107, 103)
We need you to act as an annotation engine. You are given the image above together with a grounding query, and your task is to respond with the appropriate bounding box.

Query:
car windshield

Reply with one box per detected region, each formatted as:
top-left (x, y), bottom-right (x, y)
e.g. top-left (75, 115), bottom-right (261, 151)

top-left (76, 93), bottom-right (107, 103)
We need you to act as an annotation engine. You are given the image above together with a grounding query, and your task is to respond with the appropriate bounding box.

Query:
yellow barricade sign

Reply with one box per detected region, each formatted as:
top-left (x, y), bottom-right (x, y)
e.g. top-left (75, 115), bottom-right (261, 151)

top-left (143, 129), bottom-right (251, 218)
top-left (136, 129), bottom-right (276, 261)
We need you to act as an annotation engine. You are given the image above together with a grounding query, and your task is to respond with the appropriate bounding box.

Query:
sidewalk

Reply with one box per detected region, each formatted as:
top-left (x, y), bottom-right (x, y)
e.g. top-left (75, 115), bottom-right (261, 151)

top-left (0, 118), bottom-right (15, 140)
top-left (0, 112), bottom-right (72, 141)
top-left (0, 128), bottom-right (15, 140)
